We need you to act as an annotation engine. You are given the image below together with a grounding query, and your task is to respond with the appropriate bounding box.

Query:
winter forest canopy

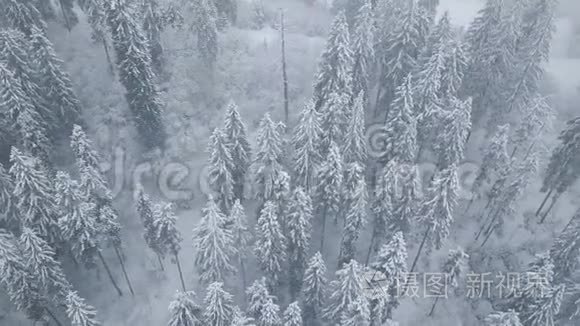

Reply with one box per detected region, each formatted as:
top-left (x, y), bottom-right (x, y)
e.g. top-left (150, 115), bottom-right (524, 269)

top-left (0, 0), bottom-right (580, 325)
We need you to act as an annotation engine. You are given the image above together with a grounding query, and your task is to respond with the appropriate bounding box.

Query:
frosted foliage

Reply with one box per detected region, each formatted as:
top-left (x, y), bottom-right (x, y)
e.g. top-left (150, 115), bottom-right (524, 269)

top-left (282, 302), bottom-right (302, 326)
top-left (254, 201), bottom-right (287, 286)
top-left (302, 252), bottom-right (327, 323)
top-left (65, 291), bottom-right (101, 326)
top-left (292, 100), bottom-right (322, 191)
top-left (203, 282), bottom-right (234, 326)
top-left (251, 113), bottom-right (283, 201)
top-left (168, 290), bottom-right (203, 326)
top-left (323, 259), bottom-right (366, 324)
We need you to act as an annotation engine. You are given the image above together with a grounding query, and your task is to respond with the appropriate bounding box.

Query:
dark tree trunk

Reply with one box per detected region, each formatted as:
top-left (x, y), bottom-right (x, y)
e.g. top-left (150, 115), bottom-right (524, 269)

top-left (97, 250), bottom-right (123, 296)
top-left (157, 253), bottom-right (165, 271)
top-left (280, 10), bottom-right (289, 132)
top-left (58, 0), bottom-right (72, 31)
top-left (365, 228), bottom-right (377, 265)
top-left (45, 307), bottom-right (63, 326)
top-left (240, 258), bottom-right (248, 306)
top-left (102, 39), bottom-right (115, 76)
top-left (114, 245), bottom-right (134, 296)
top-left (536, 188), bottom-right (554, 216)
top-left (320, 206), bottom-right (328, 254)
top-left (410, 226), bottom-right (431, 273)
top-left (174, 253), bottom-right (186, 292)
top-left (540, 194), bottom-right (559, 224)
top-left (428, 297), bottom-right (440, 316)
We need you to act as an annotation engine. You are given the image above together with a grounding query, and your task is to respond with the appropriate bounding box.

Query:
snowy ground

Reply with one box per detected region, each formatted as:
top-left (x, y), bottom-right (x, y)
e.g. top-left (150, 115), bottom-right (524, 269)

top-left (2, 0), bottom-right (580, 325)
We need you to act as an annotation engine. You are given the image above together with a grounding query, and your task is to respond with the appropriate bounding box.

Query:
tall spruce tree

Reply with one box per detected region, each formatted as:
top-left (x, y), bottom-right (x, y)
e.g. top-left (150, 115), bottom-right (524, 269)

top-left (312, 11), bottom-right (353, 111)
top-left (140, 0), bottom-right (164, 71)
top-left (223, 102), bottom-right (251, 200)
top-left (247, 277), bottom-right (271, 321)
top-left (314, 142), bottom-right (344, 252)
top-left (231, 306), bottom-right (256, 326)
top-left (168, 290), bottom-right (203, 326)
top-left (389, 161), bottom-right (421, 234)
top-left (105, 0), bottom-right (165, 148)
top-left (292, 100), bottom-right (322, 192)
top-left (429, 248), bottom-right (469, 316)
top-left (1, 0), bottom-right (47, 36)
top-left (65, 290), bottom-right (101, 326)
top-left (153, 202), bottom-right (186, 290)
top-left (351, 0), bottom-right (375, 102)
top-left (207, 127), bottom-right (235, 213)
top-left (258, 297), bottom-right (282, 326)
top-left (301, 252), bottom-right (327, 325)
top-left (319, 92), bottom-right (349, 155)
top-left (251, 113), bottom-right (284, 202)
top-left (367, 161), bottom-right (397, 262)
top-left (323, 259), bottom-right (366, 324)
top-left (283, 302), bottom-right (302, 326)
top-left (192, 196), bottom-right (237, 284)
top-left (135, 188), bottom-right (165, 267)
top-left (196, 0), bottom-right (219, 68)
top-left (342, 91), bottom-right (367, 164)
top-left (340, 296), bottom-right (371, 326)
top-left (203, 282), bottom-right (235, 326)
top-left (440, 38), bottom-right (469, 97)
top-left (228, 199), bottom-right (252, 290)
top-left (255, 201), bottom-right (287, 288)
top-left (286, 187), bottom-right (313, 300)
top-left (435, 96), bottom-right (472, 169)
top-left (338, 177), bottom-right (368, 268)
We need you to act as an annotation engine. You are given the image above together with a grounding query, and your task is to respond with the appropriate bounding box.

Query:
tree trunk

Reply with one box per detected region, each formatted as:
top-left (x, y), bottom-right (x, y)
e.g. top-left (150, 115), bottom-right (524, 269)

top-left (540, 194), bottom-right (559, 224)
top-left (239, 258), bottom-right (247, 305)
top-left (465, 128), bottom-right (473, 144)
top-left (409, 226), bottom-right (431, 273)
top-left (58, 0), bottom-right (71, 31)
top-left (97, 250), bottom-right (123, 296)
top-left (157, 253), bottom-right (165, 271)
top-left (510, 146), bottom-right (518, 159)
top-left (536, 188), bottom-right (554, 216)
top-left (102, 39), bottom-right (115, 76)
top-left (428, 297), bottom-right (440, 317)
top-left (280, 10), bottom-right (289, 132)
top-left (114, 245), bottom-right (134, 296)
top-left (365, 228), bottom-right (377, 265)
top-left (475, 209), bottom-right (497, 241)
top-left (45, 307), bottom-right (63, 326)
top-left (320, 206), bottom-right (328, 254)
top-left (174, 253), bottom-right (186, 292)
top-left (480, 223), bottom-right (497, 247)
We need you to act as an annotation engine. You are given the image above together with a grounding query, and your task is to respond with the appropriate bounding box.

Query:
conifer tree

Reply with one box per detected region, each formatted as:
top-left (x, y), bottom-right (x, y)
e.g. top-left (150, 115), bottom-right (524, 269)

top-left (440, 39), bottom-right (469, 97)
top-left (251, 113), bottom-right (284, 202)
top-left (286, 187), bottom-right (312, 300)
top-left (135, 188), bottom-right (165, 268)
top-left (413, 43), bottom-right (445, 118)
top-left (521, 284), bottom-right (564, 326)
top-left (283, 302), bottom-right (302, 326)
top-left (9, 147), bottom-right (58, 241)
top-left (537, 117), bottom-right (580, 219)
top-left (301, 252), bottom-right (327, 325)
top-left (1, 0), bottom-right (47, 36)
top-left (78, 0), bottom-right (115, 74)
top-left (204, 282), bottom-right (234, 326)
top-left (342, 91), bottom-right (367, 164)
top-left (192, 196), bottom-right (237, 284)
top-left (549, 209), bottom-right (580, 280)
top-left (223, 102), bottom-right (251, 200)
top-left (65, 290), bottom-right (101, 326)
top-left (105, 0), bottom-right (165, 148)
top-left (314, 142), bottom-right (344, 252)
top-left (0, 163), bottom-right (15, 224)
top-left (59, 200), bottom-right (100, 268)
top-left (351, 0), bottom-right (375, 101)
top-left (319, 92), bottom-right (349, 155)
top-left (255, 201), bottom-right (286, 288)
top-left (168, 290), bottom-right (203, 326)
top-left (511, 96), bottom-right (553, 159)
top-left (340, 296), bottom-right (371, 326)
top-left (389, 162), bottom-right (421, 234)
top-left (436, 97), bottom-right (472, 169)
top-left (19, 227), bottom-right (71, 301)
top-left (429, 248), bottom-right (469, 316)
top-left (196, 0), bottom-right (219, 68)
top-left (207, 128), bottom-right (235, 213)
top-left (338, 177), bottom-right (367, 268)
top-left (292, 100), bottom-right (322, 192)
top-left (367, 161), bottom-right (396, 262)
top-left (411, 165), bottom-right (458, 273)
top-left (29, 28), bottom-right (80, 128)
top-left (247, 277), bottom-right (271, 321)
top-left (272, 170), bottom-right (291, 220)
top-left (323, 259), bottom-right (366, 324)
top-left (381, 76), bottom-right (418, 164)
top-left (312, 11), bottom-right (353, 110)
top-left (485, 310), bottom-right (523, 326)
top-left (231, 307), bottom-right (256, 326)
top-left (153, 202), bottom-right (186, 290)
top-left (228, 200), bottom-right (252, 289)
top-left (214, 0), bottom-right (237, 26)
top-left (141, 0), bottom-right (164, 71)
top-left (258, 297), bottom-right (282, 326)
top-left (371, 231), bottom-right (408, 318)
top-left (419, 11), bottom-right (453, 65)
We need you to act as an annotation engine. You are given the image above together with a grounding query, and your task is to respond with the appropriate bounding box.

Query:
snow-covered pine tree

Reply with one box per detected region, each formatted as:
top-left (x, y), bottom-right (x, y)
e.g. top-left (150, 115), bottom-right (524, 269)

top-left (65, 290), bottom-right (101, 326)
top-left (283, 301), bottom-right (302, 326)
top-left (537, 117), bottom-right (580, 219)
top-left (192, 196), bottom-right (237, 284)
top-left (381, 75), bottom-right (418, 164)
top-left (340, 296), bottom-right (371, 326)
top-left (312, 11), bottom-right (353, 110)
top-left (204, 282), bottom-right (234, 326)
top-left (484, 310), bottom-right (523, 326)
top-left (247, 277), bottom-right (271, 321)
top-left (367, 160), bottom-right (396, 262)
top-left (378, 0), bottom-right (429, 111)
top-left (351, 0), bottom-right (375, 102)
top-left (342, 162), bottom-right (365, 218)
top-left (413, 42), bottom-right (445, 119)
top-left (9, 147), bottom-right (59, 241)
top-left (292, 100), bottom-right (322, 192)
top-left (549, 208), bottom-right (580, 281)
top-left (77, 0), bottom-right (115, 74)
top-left (301, 252), bottom-right (327, 325)
top-left (195, 0), bottom-right (219, 68)
top-left (223, 101), bottom-right (251, 200)
top-left (135, 188), bottom-right (165, 267)
top-left (168, 290), bottom-right (203, 326)
top-left (105, 0), bottom-right (165, 148)
top-left (371, 231), bottom-right (408, 318)
top-left (323, 259), bottom-right (366, 324)
top-left (419, 11), bottom-right (453, 66)
top-left (521, 283), bottom-right (565, 326)
top-left (231, 306), bottom-right (256, 326)
top-left (429, 247), bottom-right (468, 315)
top-left (140, 0), bottom-right (164, 71)
top-left (258, 297), bottom-right (282, 326)
top-left (390, 161), bottom-right (421, 234)
top-left (1, 0), bottom-right (47, 36)
top-left (207, 127), bottom-right (235, 213)
top-left (228, 199), bottom-right (252, 289)
top-left (436, 96), bottom-right (472, 169)
top-left (411, 165), bottom-right (458, 273)
top-left (213, 0), bottom-right (237, 26)
top-left (59, 200), bottom-right (100, 268)
top-left (338, 177), bottom-right (367, 268)
top-left (0, 163), bottom-right (15, 225)
top-left (314, 142), bottom-right (344, 252)
top-left (440, 38), bottom-right (469, 97)
top-left (255, 201), bottom-right (286, 288)
top-left (286, 187), bottom-right (312, 300)
top-left (319, 92), bottom-right (349, 155)
top-left (29, 27), bottom-right (80, 129)
top-left (511, 96), bottom-right (554, 159)
top-left (153, 201), bottom-right (186, 290)
top-left (0, 63), bottom-right (51, 164)
top-left (272, 169), bottom-right (291, 221)
top-left (251, 113), bottom-right (284, 203)
top-left (342, 91), bottom-right (367, 164)
top-left (18, 227), bottom-right (71, 301)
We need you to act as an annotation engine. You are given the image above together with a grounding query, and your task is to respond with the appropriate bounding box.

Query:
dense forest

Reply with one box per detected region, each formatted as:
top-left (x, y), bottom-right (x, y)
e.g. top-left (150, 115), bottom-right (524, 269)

top-left (0, 0), bottom-right (580, 325)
